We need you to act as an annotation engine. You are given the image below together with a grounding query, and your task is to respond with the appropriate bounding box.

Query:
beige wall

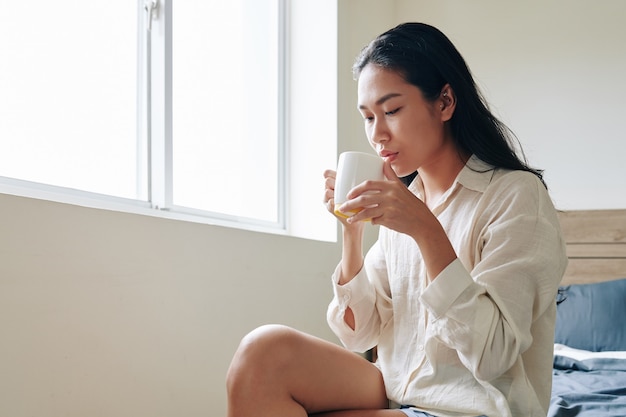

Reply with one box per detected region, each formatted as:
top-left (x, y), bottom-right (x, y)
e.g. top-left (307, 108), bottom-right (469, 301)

top-left (0, 194), bottom-right (340, 416)
top-left (1, 1), bottom-right (625, 416)
top-left (396, 0), bottom-right (626, 210)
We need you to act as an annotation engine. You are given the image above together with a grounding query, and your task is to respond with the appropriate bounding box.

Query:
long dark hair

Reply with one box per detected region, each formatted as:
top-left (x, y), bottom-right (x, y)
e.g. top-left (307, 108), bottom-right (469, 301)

top-left (353, 22), bottom-right (545, 188)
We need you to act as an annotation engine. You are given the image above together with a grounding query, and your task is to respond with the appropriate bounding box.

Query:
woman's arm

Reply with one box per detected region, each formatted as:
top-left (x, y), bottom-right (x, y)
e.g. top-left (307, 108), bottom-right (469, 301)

top-left (324, 168), bottom-right (368, 329)
top-left (422, 174), bottom-right (567, 380)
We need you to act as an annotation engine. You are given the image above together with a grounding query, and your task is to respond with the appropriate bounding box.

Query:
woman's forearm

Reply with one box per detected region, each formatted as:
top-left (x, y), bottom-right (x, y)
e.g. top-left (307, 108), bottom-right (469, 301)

top-left (338, 224), bottom-right (365, 285)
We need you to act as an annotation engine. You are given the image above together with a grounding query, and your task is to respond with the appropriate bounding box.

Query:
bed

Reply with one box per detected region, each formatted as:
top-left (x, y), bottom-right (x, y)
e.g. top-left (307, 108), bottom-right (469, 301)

top-left (548, 209), bottom-right (626, 417)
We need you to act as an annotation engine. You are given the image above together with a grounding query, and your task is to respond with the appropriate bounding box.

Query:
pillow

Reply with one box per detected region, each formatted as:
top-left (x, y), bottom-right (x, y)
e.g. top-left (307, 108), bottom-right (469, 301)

top-left (555, 277), bottom-right (626, 352)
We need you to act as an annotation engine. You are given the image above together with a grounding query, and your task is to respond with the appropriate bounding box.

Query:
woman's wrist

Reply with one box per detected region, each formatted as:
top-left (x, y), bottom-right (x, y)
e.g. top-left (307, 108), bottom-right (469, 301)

top-left (411, 216), bottom-right (457, 281)
top-left (339, 222), bottom-right (365, 285)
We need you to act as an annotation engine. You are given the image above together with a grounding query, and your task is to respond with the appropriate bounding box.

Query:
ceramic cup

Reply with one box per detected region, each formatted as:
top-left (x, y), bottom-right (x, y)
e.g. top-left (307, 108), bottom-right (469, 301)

top-left (333, 151), bottom-right (384, 219)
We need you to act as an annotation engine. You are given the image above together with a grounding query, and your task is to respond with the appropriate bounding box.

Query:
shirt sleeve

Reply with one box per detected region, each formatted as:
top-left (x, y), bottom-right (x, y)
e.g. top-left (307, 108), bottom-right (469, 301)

top-left (420, 173), bottom-right (568, 382)
top-left (326, 238), bottom-right (393, 352)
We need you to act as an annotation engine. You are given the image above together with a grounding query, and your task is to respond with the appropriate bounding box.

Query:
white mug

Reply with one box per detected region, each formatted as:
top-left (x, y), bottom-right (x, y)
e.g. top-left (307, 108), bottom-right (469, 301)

top-left (333, 151), bottom-right (384, 219)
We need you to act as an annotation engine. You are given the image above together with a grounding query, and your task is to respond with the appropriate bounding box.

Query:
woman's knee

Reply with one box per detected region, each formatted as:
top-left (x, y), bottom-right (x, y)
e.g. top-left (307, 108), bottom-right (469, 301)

top-left (226, 324), bottom-right (301, 392)
top-left (235, 324), bottom-right (300, 360)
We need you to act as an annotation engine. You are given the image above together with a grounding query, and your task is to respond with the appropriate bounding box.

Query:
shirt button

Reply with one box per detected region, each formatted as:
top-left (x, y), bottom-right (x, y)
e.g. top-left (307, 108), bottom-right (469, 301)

top-left (417, 345), bottom-right (424, 351)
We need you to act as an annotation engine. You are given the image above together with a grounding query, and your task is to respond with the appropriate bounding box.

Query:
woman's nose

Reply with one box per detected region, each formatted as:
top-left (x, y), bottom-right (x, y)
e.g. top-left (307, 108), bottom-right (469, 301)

top-left (370, 120), bottom-right (389, 144)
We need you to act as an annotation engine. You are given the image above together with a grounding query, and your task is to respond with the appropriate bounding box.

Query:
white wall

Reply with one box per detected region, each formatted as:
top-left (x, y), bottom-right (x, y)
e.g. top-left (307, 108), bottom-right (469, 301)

top-left (0, 194), bottom-right (339, 416)
top-left (1, 1), bottom-right (625, 416)
top-left (392, 0), bottom-right (626, 210)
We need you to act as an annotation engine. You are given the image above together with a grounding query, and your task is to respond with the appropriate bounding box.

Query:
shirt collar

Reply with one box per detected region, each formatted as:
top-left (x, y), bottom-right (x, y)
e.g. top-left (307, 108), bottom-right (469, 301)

top-left (408, 154), bottom-right (495, 200)
top-left (456, 154), bottom-right (496, 193)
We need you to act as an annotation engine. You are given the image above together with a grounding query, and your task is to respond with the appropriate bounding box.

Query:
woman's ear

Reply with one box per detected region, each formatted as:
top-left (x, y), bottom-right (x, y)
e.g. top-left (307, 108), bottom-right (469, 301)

top-left (438, 84), bottom-right (456, 122)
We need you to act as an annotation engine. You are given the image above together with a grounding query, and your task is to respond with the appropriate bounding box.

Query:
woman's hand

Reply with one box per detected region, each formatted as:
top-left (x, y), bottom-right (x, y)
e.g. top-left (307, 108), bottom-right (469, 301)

top-left (336, 162), bottom-right (427, 236)
top-left (337, 162), bottom-right (457, 280)
top-left (323, 169), bottom-right (365, 230)
top-left (322, 169), bottom-right (340, 219)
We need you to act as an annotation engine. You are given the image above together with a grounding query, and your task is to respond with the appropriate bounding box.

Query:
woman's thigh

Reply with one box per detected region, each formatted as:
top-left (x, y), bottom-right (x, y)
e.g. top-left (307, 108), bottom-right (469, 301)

top-left (227, 324), bottom-right (389, 415)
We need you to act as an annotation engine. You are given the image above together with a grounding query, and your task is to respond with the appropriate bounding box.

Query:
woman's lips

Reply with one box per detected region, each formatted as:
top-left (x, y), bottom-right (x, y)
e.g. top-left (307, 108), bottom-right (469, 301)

top-left (380, 151), bottom-right (398, 163)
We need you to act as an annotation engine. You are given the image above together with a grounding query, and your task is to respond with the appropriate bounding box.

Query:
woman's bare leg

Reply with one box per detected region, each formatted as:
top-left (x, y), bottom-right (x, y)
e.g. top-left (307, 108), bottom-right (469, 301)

top-left (226, 324), bottom-right (398, 417)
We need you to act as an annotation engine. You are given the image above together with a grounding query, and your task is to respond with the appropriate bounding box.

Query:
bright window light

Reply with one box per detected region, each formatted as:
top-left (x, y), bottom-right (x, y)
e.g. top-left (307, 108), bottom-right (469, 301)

top-left (0, 2), bottom-right (139, 199)
top-left (172, 0), bottom-right (282, 223)
top-left (0, 0), bottom-right (285, 228)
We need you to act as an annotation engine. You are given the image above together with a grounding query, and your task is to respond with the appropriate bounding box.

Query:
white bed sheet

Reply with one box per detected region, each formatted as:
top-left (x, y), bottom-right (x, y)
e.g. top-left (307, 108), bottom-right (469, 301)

top-left (554, 343), bottom-right (626, 360)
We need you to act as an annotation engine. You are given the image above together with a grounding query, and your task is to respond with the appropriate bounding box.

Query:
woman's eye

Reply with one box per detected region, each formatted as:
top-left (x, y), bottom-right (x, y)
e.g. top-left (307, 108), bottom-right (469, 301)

top-left (364, 116), bottom-right (374, 122)
top-left (385, 108), bottom-right (400, 116)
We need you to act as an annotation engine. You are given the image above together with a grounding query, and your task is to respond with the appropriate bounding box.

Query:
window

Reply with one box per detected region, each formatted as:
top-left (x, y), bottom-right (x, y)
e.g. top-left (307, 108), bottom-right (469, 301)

top-left (171, 0), bottom-right (284, 224)
top-left (0, 2), bottom-right (138, 199)
top-left (0, 0), bottom-right (285, 227)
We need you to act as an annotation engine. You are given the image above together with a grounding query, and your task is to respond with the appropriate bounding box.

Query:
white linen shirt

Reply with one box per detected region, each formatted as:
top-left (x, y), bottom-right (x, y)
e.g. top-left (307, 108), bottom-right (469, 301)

top-left (327, 156), bottom-right (568, 417)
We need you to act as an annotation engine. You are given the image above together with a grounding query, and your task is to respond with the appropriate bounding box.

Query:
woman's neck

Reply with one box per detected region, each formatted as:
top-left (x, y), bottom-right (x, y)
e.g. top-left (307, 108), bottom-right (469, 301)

top-left (419, 151), bottom-right (469, 210)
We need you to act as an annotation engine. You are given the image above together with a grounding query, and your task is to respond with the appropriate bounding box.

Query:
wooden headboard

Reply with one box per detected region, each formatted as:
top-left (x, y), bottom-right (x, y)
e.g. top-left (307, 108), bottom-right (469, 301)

top-left (558, 209), bottom-right (626, 285)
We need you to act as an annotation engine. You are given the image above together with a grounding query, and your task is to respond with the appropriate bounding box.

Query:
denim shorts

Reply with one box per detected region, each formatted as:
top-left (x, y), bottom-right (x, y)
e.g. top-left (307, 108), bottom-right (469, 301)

top-left (398, 409), bottom-right (436, 417)
top-left (399, 407), bottom-right (486, 417)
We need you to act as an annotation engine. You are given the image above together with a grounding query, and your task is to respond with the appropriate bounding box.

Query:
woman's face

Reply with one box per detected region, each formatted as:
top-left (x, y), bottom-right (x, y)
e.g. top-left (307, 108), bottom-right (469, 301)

top-left (357, 64), bottom-right (454, 177)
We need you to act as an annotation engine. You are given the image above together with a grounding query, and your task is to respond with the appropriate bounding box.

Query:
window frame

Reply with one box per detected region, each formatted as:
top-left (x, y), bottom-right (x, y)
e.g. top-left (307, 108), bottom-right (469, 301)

top-left (0, 0), bottom-right (289, 233)
top-left (144, 0), bottom-right (288, 229)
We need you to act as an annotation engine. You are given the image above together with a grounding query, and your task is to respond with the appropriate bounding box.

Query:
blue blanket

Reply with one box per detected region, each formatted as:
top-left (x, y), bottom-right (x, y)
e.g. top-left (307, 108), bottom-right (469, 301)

top-left (548, 355), bottom-right (626, 416)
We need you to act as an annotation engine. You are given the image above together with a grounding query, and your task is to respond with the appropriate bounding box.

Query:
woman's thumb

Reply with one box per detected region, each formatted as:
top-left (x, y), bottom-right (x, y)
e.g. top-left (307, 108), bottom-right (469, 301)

top-left (383, 160), bottom-right (400, 181)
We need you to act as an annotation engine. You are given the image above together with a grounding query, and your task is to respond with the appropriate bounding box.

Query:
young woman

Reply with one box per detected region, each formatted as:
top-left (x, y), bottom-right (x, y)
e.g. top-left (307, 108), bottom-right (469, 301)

top-left (226, 22), bottom-right (567, 417)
